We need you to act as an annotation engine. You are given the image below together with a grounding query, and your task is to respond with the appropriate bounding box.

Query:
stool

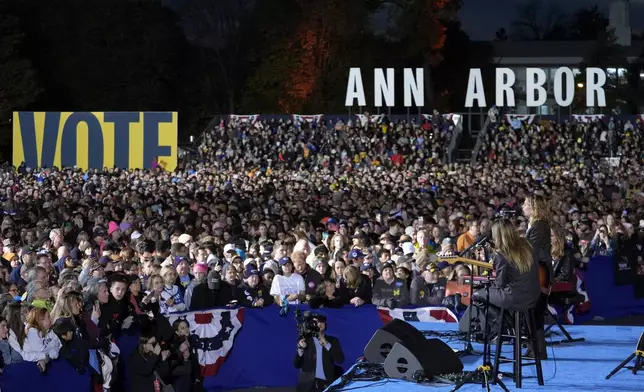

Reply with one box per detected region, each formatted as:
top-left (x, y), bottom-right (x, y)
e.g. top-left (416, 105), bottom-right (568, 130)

top-left (492, 307), bottom-right (545, 388)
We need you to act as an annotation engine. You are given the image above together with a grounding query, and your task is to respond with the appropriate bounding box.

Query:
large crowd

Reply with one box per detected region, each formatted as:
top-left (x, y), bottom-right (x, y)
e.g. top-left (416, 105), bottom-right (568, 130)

top-left (0, 114), bottom-right (642, 392)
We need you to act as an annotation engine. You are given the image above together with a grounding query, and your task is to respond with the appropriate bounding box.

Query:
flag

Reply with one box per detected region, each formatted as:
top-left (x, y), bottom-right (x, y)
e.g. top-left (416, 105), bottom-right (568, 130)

top-left (377, 306), bottom-right (458, 324)
top-left (572, 114), bottom-right (604, 123)
top-left (229, 114), bottom-right (260, 124)
top-left (505, 114), bottom-right (535, 124)
top-left (168, 309), bottom-right (245, 377)
top-left (292, 114), bottom-right (323, 125)
top-left (356, 114), bottom-right (384, 125)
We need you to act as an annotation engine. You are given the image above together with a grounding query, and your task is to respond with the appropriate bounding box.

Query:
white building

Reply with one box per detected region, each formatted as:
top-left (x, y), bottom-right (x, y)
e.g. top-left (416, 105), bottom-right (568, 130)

top-left (490, 0), bottom-right (644, 114)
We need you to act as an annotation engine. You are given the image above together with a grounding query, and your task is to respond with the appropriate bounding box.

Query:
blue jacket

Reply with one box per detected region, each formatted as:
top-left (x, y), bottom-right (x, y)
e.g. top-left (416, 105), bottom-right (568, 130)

top-left (0, 339), bottom-right (23, 365)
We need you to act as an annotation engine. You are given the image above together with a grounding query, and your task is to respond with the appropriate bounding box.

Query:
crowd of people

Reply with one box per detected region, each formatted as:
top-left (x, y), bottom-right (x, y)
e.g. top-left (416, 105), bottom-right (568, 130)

top-left (0, 114), bottom-right (642, 392)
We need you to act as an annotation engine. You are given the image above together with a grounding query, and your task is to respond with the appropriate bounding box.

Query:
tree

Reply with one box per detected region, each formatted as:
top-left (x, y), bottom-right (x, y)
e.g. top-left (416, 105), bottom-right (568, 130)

top-left (16, 0), bottom-right (215, 137)
top-left (0, 3), bottom-right (42, 160)
top-left (433, 21), bottom-right (494, 112)
top-left (239, 0), bottom-right (374, 113)
top-left (569, 6), bottom-right (609, 41)
top-left (510, 0), bottom-right (567, 40)
top-left (173, 0), bottom-right (253, 113)
top-left (381, 0), bottom-right (463, 110)
top-left (495, 28), bottom-right (508, 41)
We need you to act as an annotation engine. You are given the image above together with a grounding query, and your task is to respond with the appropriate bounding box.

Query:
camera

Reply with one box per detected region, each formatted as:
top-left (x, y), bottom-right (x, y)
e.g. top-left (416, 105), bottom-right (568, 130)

top-left (495, 208), bottom-right (516, 219)
top-left (295, 309), bottom-right (320, 339)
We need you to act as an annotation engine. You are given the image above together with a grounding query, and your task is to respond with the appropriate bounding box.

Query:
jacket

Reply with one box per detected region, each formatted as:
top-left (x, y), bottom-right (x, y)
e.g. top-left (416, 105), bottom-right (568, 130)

top-left (410, 276), bottom-right (446, 306)
top-left (21, 327), bottom-right (61, 362)
top-left (129, 350), bottom-right (171, 392)
top-left (0, 339), bottom-right (23, 365)
top-left (293, 335), bottom-right (344, 392)
top-left (339, 277), bottom-right (372, 304)
top-left (372, 278), bottom-right (410, 307)
top-left (485, 252), bottom-right (540, 310)
top-left (553, 249), bottom-right (576, 283)
top-left (99, 294), bottom-right (134, 339)
top-left (235, 282), bottom-right (274, 308)
top-left (59, 336), bottom-right (91, 374)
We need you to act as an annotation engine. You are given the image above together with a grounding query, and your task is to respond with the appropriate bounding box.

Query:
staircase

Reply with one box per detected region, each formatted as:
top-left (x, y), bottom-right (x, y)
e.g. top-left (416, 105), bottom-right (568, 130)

top-left (455, 128), bottom-right (481, 164)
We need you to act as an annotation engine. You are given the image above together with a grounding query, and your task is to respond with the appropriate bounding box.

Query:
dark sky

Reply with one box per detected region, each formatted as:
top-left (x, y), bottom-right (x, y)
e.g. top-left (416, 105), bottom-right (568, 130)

top-left (460, 0), bottom-right (644, 41)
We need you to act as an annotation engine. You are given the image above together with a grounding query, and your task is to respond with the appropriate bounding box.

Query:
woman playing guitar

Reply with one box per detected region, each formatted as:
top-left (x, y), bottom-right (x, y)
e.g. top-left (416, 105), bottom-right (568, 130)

top-left (522, 194), bottom-right (552, 359)
top-left (458, 219), bottom-right (541, 339)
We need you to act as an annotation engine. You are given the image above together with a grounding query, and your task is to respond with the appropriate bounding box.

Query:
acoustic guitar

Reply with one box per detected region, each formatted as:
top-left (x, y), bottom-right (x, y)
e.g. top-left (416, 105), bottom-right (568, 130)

top-left (436, 255), bottom-right (495, 270)
top-left (439, 255), bottom-right (551, 299)
top-left (539, 263), bottom-right (551, 295)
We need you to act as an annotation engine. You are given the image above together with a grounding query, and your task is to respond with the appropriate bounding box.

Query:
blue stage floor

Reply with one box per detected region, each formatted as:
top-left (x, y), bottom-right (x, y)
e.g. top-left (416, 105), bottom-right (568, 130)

top-left (328, 323), bottom-right (643, 392)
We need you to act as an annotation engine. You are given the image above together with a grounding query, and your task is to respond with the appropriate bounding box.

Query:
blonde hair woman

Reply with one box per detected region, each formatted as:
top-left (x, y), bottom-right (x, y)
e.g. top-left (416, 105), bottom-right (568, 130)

top-left (460, 220), bottom-right (540, 334)
top-left (521, 194), bottom-right (552, 359)
top-left (50, 291), bottom-right (83, 325)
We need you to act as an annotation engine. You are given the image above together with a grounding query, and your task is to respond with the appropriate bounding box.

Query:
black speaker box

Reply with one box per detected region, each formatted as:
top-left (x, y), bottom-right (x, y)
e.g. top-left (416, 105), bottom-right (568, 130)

top-left (365, 319), bottom-right (463, 380)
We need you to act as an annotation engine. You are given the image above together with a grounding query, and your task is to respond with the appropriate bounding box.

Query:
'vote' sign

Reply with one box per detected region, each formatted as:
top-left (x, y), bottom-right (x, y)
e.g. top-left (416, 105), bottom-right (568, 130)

top-left (13, 112), bottom-right (178, 171)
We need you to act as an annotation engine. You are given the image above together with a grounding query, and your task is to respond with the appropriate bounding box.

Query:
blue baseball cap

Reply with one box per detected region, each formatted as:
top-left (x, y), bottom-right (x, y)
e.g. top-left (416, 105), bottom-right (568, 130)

top-left (279, 256), bottom-right (293, 266)
top-left (244, 265), bottom-right (260, 279)
top-left (348, 249), bottom-right (365, 260)
top-left (360, 263), bottom-right (375, 272)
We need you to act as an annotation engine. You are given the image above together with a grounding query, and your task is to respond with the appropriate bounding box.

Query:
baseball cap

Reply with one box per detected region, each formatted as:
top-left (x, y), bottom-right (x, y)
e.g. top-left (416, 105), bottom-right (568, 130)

top-left (348, 249), bottom-right (365, 260)
top-left (360, 263), bottom-right (375, 272)
top-left (279, 256), bottom-right (293, 266)
top-left (401, 242), bottom-right (414, 255)
top-left (244, 265), bottom-right (260, 279)
top-left (380, 262), bottom-right (395, 273)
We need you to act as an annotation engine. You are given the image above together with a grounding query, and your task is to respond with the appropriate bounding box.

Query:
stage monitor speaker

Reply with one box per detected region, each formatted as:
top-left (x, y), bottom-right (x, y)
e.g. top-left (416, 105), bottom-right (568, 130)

top-left (366, 319), bottom-right (463, 380)
top-left (383, 338), bottom-right (463, 380)
top-left (364, 319), bottom-right (422, 363)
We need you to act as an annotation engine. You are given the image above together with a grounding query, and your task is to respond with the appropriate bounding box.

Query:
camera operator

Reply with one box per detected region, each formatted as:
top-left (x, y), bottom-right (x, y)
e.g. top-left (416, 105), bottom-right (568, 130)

top-left (294, 314), bottom-right (344, 392)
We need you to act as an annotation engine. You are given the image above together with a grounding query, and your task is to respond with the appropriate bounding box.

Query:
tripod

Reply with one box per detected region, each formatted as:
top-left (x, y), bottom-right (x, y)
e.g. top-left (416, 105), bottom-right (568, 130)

top-left (452, 282), bottom-right (509, 392)
top-left (605, 350), bottom-right (644, 379)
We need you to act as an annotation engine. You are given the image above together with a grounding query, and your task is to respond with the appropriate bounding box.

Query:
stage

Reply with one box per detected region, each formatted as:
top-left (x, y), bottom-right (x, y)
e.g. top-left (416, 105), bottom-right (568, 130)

top-left (327, 323), bottom-right (643, 392)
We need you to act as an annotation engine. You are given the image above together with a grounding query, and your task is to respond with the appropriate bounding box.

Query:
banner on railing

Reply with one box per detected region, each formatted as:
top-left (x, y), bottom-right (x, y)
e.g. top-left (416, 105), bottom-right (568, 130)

top-left (505, 114), bottom-right (535, 124)
top-left (378, 306), bottom-right (458, 323)
top-left (229, 114), bottom-right (260, 124)
top-left (356, 113), bottom-right (385, 125)
top-left (293, 114), bottom-right (323, 125)
top-left (167, 308), bottom-right (244, 377)
top-left (572, 114), bottom-right (604, 123)
top-left (422, 113), bottom-right (462, 127)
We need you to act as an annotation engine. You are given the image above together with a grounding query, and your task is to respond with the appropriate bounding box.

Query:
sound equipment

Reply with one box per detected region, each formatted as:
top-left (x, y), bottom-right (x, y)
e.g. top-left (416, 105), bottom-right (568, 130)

top-left (606, 331), bottom-right (644, 379)
top-left (364, 319), bottom-right (419, 363)
top-left (364, 319), bottom-right (463, 380)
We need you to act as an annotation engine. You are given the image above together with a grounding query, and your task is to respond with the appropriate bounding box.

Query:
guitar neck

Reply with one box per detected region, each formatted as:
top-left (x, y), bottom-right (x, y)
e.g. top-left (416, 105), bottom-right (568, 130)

top-left (437, 256), bottom-right (494, 270)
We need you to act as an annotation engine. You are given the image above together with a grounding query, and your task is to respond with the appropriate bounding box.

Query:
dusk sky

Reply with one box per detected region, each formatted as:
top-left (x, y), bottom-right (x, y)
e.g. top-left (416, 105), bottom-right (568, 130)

top-left (460, 0), bottom-right (644, 41)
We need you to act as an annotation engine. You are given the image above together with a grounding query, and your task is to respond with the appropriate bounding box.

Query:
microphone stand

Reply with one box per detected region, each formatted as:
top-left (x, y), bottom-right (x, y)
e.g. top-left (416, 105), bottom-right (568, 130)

top-left (456, 238), bottom-right (489, 358)
top-left (452, 278), bottom-right (509, 392)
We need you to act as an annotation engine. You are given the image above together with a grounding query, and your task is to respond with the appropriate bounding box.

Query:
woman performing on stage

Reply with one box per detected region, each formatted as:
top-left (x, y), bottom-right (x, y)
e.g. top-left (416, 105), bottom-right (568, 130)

top-left (459, 219), bottom-right (541, 343)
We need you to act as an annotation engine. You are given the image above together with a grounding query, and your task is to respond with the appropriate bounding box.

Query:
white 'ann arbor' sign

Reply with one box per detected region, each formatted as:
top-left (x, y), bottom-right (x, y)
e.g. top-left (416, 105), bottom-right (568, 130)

top-left (344, 67), bottom-right (608, 108)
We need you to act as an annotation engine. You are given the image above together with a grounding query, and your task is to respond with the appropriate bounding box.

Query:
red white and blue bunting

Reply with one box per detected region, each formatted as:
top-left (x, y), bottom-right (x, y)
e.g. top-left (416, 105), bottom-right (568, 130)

top-left (168, 308), bottom-right (245, 377)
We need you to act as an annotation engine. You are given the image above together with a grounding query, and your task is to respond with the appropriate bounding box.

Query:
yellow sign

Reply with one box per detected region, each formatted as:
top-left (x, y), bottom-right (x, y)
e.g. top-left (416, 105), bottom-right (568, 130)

top-left (13, 112), bottom-right (178, 171)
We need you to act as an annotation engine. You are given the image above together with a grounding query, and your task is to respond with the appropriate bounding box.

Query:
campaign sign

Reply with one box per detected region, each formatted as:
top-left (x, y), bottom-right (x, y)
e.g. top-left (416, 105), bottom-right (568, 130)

top-left (13, 112), bottom-right (178, 171)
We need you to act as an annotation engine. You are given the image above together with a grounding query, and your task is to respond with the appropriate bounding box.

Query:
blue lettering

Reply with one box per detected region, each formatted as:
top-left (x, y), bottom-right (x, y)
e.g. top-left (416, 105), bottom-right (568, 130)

top-left (104, 112), bottom-right (140, 168)
top-left (18, 112), bottom-right (61, 168)
top-left (143, 112), bottom-right (173, 169)
top-left (61, 112), bottom-right (104, 169)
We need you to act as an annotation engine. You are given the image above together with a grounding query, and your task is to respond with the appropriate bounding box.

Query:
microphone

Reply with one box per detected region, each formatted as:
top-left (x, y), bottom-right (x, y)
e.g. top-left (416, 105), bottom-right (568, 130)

top-left (458, 235), bottom-right (489, 257)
